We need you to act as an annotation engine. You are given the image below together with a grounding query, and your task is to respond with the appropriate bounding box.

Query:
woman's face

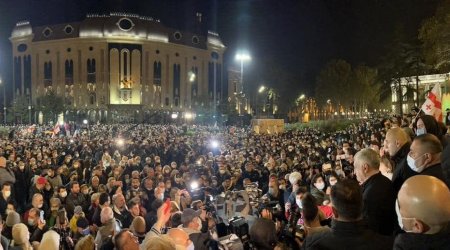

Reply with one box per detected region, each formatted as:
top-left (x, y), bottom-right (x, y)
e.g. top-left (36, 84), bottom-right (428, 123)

top-left (416, 119), bottom-right (425, 130)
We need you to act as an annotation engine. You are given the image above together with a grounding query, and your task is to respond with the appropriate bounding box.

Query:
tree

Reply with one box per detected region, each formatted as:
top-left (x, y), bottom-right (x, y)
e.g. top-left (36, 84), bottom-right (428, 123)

top-left (10, 95), bottom-right (29, 123)
top-left (36, 91), bottom-right (65, 123)
top-left (419, 0), bottom-right (450, 71)
top-left (315, 59), bottom-right (352, 111)
top-left (351, 65), bottom-right (381, 112)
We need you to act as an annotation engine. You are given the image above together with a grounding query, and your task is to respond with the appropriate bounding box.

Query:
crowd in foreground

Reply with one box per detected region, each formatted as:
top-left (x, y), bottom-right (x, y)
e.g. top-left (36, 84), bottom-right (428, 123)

top-left (0, 113), bottom-right (448, 250)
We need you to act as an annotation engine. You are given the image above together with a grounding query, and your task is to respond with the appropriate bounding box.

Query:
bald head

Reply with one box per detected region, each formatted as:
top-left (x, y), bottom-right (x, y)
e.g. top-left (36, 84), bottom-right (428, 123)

top-left (167, 228), bottom-right (190, 249)
top-left (385, 128), bottom-right (410, 157)
top-left (100, 206), bottom-right (114, 224)
top-left (398, 175), bottom-right (450, 234)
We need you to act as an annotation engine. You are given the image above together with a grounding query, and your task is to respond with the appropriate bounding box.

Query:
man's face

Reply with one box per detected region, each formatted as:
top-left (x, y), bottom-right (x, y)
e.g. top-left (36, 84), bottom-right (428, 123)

top-left (408, 141), bottom-right (428, 168)
top-left (72, 184), bottom-right (80, 194)
top-left (385, 135), bottom-right (400, 157)
top-left (130, 204), bottom-right (140, 217)
top-left (115, 195), bottom-right (126, 208)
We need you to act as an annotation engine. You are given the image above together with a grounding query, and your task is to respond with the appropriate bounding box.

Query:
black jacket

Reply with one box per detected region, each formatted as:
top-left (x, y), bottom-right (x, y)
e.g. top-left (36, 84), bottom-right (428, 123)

top-left (393, 227), bottom-right (450, 250)
top-left (361, 172), bottom-right (397, 236)
top-left (391, 142), bottom-right (416, 194)
top-left (302, 220), bottom-right (393, 250)
top-left (420, 163), bottom-right (448, 188)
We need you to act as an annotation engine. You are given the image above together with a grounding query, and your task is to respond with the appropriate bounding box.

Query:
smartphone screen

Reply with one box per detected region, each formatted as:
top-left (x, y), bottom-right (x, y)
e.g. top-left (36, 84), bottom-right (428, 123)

top-left (39, 210), bottom-right (44, 221)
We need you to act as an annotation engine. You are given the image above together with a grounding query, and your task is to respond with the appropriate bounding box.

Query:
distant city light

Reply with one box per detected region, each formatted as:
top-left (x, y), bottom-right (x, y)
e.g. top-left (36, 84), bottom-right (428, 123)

top-left (171, 113), bottom-right (178, 119)
top-left (185, 112), bottom-right (193, 119)
top-left (83, 119), bottom-right (88, 124)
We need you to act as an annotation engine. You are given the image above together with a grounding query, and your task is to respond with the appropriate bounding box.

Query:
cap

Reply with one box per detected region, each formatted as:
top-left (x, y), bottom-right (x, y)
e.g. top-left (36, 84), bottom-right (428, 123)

top-left (37, 176), bottom-right (47, 185)
top-left (74, 206), bottom-right (83, 215)
top-left (181, 208), bottom-right (201, 225)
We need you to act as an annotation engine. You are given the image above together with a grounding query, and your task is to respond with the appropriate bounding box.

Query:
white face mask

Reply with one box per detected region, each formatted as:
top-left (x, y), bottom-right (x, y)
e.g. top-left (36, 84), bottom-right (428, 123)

top-left (315, 182), bottom-right (325, 190)
top-left (296, 199), bottom-right (302, 209)
top-left (416, 128), bottom-right (426, 136)
top-left (407, 154), bottom-right (426, 173)
top-left (60, 191), bottom-right (67, 198)
top-left (395, 199), bottom-right (415, 232)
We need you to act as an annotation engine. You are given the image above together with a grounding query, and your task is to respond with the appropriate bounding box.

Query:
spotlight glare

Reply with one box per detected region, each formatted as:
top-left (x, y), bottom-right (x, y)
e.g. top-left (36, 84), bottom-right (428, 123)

top-left (190, 181), bottom-right (199, 190)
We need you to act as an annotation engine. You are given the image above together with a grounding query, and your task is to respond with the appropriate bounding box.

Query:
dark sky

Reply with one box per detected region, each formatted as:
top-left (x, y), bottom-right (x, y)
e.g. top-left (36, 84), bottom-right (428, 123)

top-left (0, 0), bottom-right (439, 111)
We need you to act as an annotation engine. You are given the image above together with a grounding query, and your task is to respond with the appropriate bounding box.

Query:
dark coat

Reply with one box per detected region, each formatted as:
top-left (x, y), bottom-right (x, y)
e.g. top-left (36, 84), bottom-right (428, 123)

top-left (420, 163), bottom-right (448, 188)
top-left (393, 227), bottom-right (450, 250)
top-left (361, 172), bottom-right (397, 236)
top-left (302, 220), bottom-right (394, 250)
top-left (391, 142), bottom-right (416, 194)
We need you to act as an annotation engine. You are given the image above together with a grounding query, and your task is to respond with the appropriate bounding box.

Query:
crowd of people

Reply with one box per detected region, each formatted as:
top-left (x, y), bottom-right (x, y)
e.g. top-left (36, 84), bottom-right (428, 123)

top-left (0, 113), bottom-right (448, 250)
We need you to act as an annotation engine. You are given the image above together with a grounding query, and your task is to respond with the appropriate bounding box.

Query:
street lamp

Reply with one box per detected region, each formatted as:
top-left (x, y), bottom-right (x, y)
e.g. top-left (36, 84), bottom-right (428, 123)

top-left (28, 105), bottom-right (31, 124)
top-left (235, 52), bottom-right (251, 114)
top-left (83, 119), bottom-right (88, 125)
top-left (235, 53), bottom-right (251, 94)
top-left (0, 78), bottom-right (4, 124)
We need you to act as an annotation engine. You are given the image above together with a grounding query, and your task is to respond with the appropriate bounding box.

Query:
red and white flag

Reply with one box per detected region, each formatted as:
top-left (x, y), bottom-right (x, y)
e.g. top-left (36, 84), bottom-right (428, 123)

top-left (421, 83), bottom-right (442, 122)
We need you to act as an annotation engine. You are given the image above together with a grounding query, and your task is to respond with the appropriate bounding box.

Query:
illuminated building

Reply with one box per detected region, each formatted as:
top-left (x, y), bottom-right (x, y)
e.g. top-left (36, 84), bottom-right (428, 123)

top-left (10, 12), bottom-right (226, 122)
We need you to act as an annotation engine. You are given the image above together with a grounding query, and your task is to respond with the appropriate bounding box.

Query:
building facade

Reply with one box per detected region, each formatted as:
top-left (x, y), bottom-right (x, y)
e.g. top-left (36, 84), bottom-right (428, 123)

top-left (10, 12), bottom-right (226, 123)
top-left (391, 73), bottom-right (449, 114)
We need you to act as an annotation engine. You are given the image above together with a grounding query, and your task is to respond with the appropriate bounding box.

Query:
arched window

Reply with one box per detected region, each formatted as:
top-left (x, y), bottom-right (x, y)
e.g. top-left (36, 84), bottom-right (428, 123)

top-left (173, 64), bottom-right (180, 103)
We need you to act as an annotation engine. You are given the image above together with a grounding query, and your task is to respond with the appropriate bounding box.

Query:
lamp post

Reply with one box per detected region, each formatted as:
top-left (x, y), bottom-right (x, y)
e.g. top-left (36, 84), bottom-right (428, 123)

top-left (257, 86), bottom-right (266, 118)
top-left (235, 52), bottom-right (251, 115)
top-left (0, 78), bottom-right (4, 124)
top-left (28, 105), bottom-right (31, 124)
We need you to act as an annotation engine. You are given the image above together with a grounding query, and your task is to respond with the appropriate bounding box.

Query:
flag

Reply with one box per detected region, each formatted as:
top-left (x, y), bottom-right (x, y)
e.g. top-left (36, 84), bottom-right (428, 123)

top-left (53, 124), bottom-right (60, 137)
top-left (421, 83), bottom-right (442, 122)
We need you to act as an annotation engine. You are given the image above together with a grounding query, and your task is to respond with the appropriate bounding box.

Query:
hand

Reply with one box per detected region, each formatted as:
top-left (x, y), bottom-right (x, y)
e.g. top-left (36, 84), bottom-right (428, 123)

top-left (38, 219), bottom-right (46, 230)
top-left (261, 208), bottom-right (273, 220)
top-left (156, 201), bottom-right (171, 228)
top-left (285, 202), bottom-right (291, 212)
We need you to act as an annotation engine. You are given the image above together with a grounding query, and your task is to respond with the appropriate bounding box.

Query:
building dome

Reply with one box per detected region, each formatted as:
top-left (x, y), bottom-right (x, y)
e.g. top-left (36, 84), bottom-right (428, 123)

top-left (11, 21), bottom-right (32, 38)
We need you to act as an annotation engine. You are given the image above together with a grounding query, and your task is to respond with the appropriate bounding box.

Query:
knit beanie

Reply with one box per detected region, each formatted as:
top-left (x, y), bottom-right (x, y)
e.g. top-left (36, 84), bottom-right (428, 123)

top-left (6, 211), bottom-right (21, 227)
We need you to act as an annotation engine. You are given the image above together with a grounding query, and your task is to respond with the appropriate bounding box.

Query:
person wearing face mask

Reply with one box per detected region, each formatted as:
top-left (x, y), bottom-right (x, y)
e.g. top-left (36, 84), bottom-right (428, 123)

top-left (310, 174), bottom-right (327, 205)
top-left (394, 175), bottom-right (450, 249)
top-left (354, 148), bottom-right (397, 236)
top-left (0, 183), bottom-right (14, 219)
top-left (26, 207), bottom-right (48, 243)
top-left (13, 161), bottom-right (32, 214)
top-left (407, 134), bottom-right (448, 187)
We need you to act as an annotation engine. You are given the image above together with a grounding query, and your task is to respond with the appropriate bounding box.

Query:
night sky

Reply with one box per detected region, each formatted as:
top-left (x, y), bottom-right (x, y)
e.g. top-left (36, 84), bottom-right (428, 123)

top-left (0, 0), bottom-right (440, 112)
